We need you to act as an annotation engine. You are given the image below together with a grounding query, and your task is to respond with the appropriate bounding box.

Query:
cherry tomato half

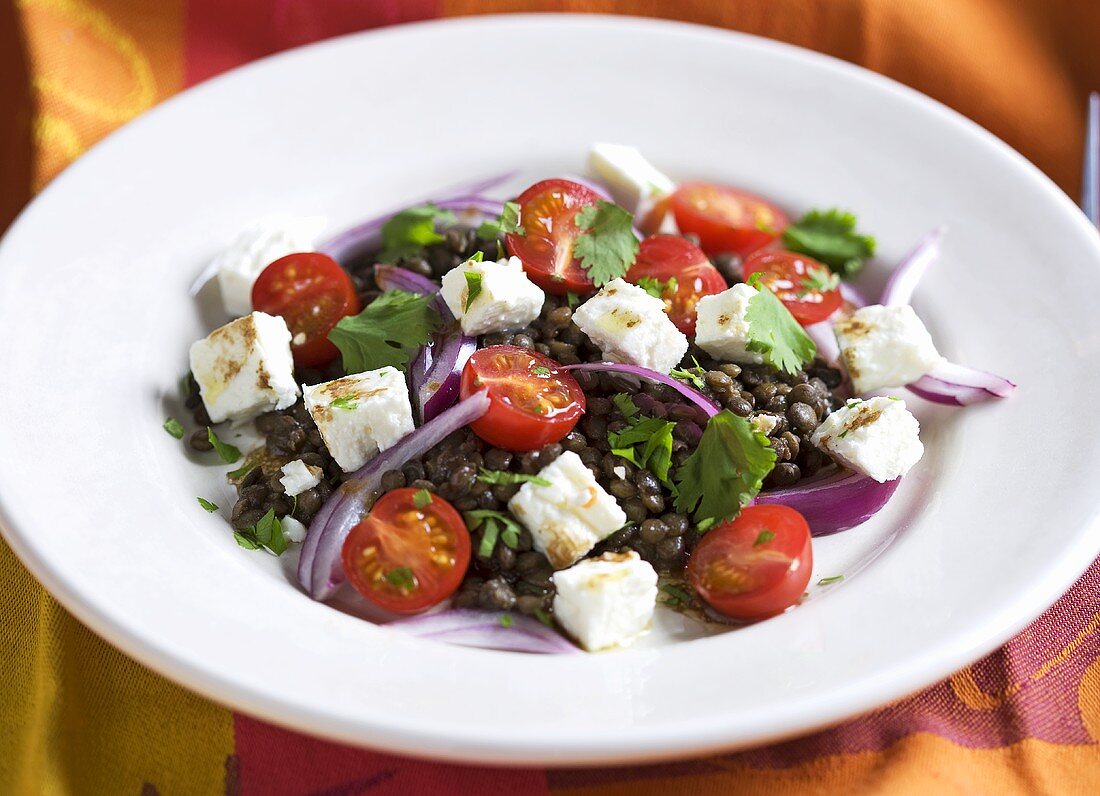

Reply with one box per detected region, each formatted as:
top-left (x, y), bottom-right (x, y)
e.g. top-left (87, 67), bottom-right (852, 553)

top-left (626, 235), bottom-right (727, 336)
top-left (341, 488), bottom-right (471, 614)
top-left (669, 182), bottom-right (789, 258)
top-left (506, 179), bottom-right (603, 295)
top-left (251, 252), bottom-right (360, 367)
top-left (459, 345), bottom-right (586, 451)
top-left (743, 250), bottom-right (842, 326)
top-left (687, 505), bottom-right (812, 621)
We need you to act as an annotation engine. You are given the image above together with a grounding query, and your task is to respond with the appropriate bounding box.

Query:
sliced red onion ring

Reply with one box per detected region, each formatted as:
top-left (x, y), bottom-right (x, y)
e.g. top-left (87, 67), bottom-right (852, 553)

top-left (838, 281), bottom-right (869, 310)
top-left (373, 263), bottom-right (452, 320)
top-left (805, 321), bottom-right (840, 365)
top-left (562, 362), bottom-right (720, 418)
top-left (389, 609), bottom-right (579, 654)
top-left (298, 390), bottom-right (491, 600)
top-left (880, 226), bottom-right (945, 306)
top-left (416, 332), bottom-right (477, 423)
top-left (754, 468), bottom-right (901, 536)
top-left (906, 360), bottom-right (1016, 405)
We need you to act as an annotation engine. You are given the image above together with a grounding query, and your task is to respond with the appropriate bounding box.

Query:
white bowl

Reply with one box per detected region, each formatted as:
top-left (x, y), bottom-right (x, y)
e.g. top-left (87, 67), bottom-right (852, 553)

top-left (2, 15), bottom-right (1099, 765)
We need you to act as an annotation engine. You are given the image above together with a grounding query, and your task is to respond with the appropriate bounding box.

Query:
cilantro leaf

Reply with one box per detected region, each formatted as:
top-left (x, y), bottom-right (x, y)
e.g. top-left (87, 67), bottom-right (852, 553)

top-left (163, 417), bottom-right (184, 439)
top-left (608, 416), bottom-right (677, 484)
top-left (464, 270), bottom-right (483, 311)
top-left (658, 583), bottom-right (696, 609)
top-left (476, 469), bottom-right (551, 487)
top-left (476, 201), bottom-right (524, 239)
top-left (818, 575), bottom-right (845, 585)
top-left (233, 532), bottom-right (260, 550)
top-left (328, 290), bottom-right (440, 374)
top-left (330, 396), bottom-right (358, 411)
top-left (612, 393), bottom-right (639, 419)
top-left (378, 204), bottom-right (457, 262)
top-left (532, 366), bottom-right (551, 376)
top-left (233, 508), bottom-right (287, 555)
top-left (464, 509), bottom-right (523, 558)
top-left (386, 566), bottom-right (417, 591)
top-left (565, 292), bottom-right (580, 309)
top-left (572, 201), bottom-right (639, 286)
top-left (413, 488), bottom-right (433, 508)
top-left (798, 264), bottom-right (840, 296)
top-left (673, 410), bottom-right (777, 526)
top-left (781, 209), bottom-right (876, 279)
top-left (636, 275), bottom-right (678, 300)
top-left (206, 427), bottom-right (242, 464)
top-left (670, 362), bottom-right (706, 390)
top-left (227, 460), bottom-right (257, 481)
top-left (499, 614), bottom-right (514, 628)
top-left (753, 529), bottom-right (776, 546)
top-left (744, 283), bottom-right (816, 375)
top-left (197, 497), bottom-right (219, 513)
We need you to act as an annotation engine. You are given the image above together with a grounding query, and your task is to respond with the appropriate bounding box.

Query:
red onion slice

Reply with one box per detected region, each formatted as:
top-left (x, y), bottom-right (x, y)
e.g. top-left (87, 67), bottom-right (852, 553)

top-left (562, 362), bottom-right (721, 417)
top-left (754, 468), bottom-right (901, 536)
top-left (906, 360), bottom-right (1016, 405)
top-left (389, 609), bottom-right (579, 654)
top-left (417, 333), bottom-right (477, 423)
top-left (373, 263), bottom-right (452, 321)
top-left (880, 226), bottom-right (945, 306)
top-left (297, 390), bottom-right (491, 600)
top-left (805, 320), bottom-right (840, 365)
top-left (838, 281), bottom-right (869, 310)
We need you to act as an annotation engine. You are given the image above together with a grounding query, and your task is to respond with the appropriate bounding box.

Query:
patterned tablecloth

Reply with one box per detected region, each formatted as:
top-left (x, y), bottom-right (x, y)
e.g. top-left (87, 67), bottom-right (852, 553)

top-left (2, 2), bottom-right (1099, 793)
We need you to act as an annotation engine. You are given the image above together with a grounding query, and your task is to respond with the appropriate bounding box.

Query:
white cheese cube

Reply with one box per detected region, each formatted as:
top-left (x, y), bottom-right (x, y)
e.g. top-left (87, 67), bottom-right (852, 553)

top-left (303, 367), bottom-right (414, 472)
top-left (440, 255), bottom-right (544, 336)
top-left (508, 451), bottom-right (627, 570)
top-left (751, 413), bottom-right (780, 436)
top-left (572, 278), bottom-right (688, 374)
top-left (281, 515), bottom-right (308, 544)
top-left (834, 304), bottom-right (945, 394)
top-left (694, 283), bottom-right (765, 365)
top-left (279, 459), bottom-right (322, 497)
top-left (215, 215), bottom-right (326, 317)
top-left (811, 397), bottom-right (923, 482)
top-left (551, 551), bottom-right (658, 651)
top-left (189, 311), bottom-right (300, 423)
top-left (588, 143), bottom-right (676, 216)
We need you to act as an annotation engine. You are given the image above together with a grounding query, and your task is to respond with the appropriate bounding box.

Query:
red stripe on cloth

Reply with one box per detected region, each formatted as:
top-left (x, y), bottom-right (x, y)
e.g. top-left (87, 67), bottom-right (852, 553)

top-left (183, 0), bottom-right (440, 86)
top-left (232, 713), bottom-right (549, 795)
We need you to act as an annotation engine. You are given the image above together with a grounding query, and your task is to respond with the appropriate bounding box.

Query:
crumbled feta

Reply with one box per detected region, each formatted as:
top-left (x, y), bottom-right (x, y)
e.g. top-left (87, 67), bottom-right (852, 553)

top-left (588, 143), bottom-right (676, 216)
top-left (834, 304), bottom-right (945, 393)
top-left (215, 215), bottom-right (326, 317)
top-left (572, 278), bottom-right (688, 374)
top-left (188, 311), bottom-right (299, 423)
top-left (508, 451), bottom-right (627, 570)
top-left (694, 283), bottom-right (764, 365)
top-left (279, 459), bottom-right (322, 497)
top-left (751, 413), bottom-right (779, 436)
top-left (303, 367), bottom-right (414, 472)
top-left (440, 255), bottom-right (544, 336)
top-left (281, 515), bottom-right (308, 544)
top-left (811, 397), bottom-right (923, 482)
top-left (551, 551), bottom-right (658, 651)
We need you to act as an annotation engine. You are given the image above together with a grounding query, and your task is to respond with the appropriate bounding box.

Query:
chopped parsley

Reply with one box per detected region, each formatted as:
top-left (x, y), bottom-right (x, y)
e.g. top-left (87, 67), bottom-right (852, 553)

top-left (637, 275), bottom-right (677, 300)
top-left (330, 396), bottom-right (358, 411)
top-left (328, 290), bottom-right (440, 374)
top-left (163, 417), bottom-right (185, 439)
top-left (612, 392), bottom-right (639, 419)
top-left (673, 410), bottom-right (777, 527)
top-left (798, 264), bottom-right (840, 296)
top-left (782, 208), bottom-right (876, 279)
top-left (413, 488), bottom-right (433, 508)
top-left (476, 469), bottom-right (551, 487)
top-left (753, 529), bottom-right (776, 546)
top-left (745, 274), bottom-right (816, 374)
top-left (196, 497), bottom-right (219, 513)
top-left (534, 608), bottom-right (554, 628)
top-left (386, 566), bottom-right (417, 591)
top-left (206, 427), bottom-right (242, 464)
top-left (463, 270), bottom-right (483, 311)
top-left (572, 201), bottom-right (639, 287)
top-left (233, 508), bottom-right (287, 556)
top-left (608, 415), bottom-right (676, 484)
top-left (476, 201), bottom-right (524, 239)
top-left (378, 203), bottom-right (457, 262)
top-left (464, 509), bottom-right (523, 558)
top-left (227, 460), bottom-right (257, 480)
top-left (532, 366), bottom-right (551, 376)
top-left (565, 292), bottom-right (581, 309)
top-left (818, 575), bottom-right (845, 585)
top-left (658, 583), bottom-right (695, 609)
top-left (499, 614), bottom-right (514, 628)
top-left (670, 357), bottom-right (707, 390)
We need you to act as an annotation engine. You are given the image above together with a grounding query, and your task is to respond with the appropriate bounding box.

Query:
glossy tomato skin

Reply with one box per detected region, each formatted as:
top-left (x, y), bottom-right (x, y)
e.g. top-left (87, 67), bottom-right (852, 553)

top-left (506, 179), bottom-right (602, 295)
top-left (743, 250), bottom-right (842, 326)
top-left (251, 252), bottom-right (360, 367)
top-left (670, 182), bottom-right (789, 258)
top-left (459, 345), bottom-right (586, 452)
top-left (626, 235), bottom-right (727, 336)
top-left (341, 488), bottom-right (471, 614)
top-left (687, 505), bottom-right (812, 622)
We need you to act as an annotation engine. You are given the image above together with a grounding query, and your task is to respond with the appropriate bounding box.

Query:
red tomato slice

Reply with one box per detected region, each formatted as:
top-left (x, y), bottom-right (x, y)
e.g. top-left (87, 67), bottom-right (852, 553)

top-left (687, 505), bottom-right (812, 621)
top-left (626, 235), bottom-right (727, 336)
top-left (459, 345), bottom-right (586, 452)
top-left (342, 488), bottom-right (471, 614)
top-left (669, 182), bottom-right (789, 258)
top-left (506, 178), bottom-right (602, 295)
top-left (743, 250), bottom-right (842, 326)
top-left (251, 252), bottom-right (360, 367)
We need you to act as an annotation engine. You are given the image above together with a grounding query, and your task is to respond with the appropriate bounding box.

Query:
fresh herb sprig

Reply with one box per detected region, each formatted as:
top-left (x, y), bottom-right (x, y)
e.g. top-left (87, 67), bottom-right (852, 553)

top-left (476, 469), bottom-right (551, 487)
top-left (233, 508), bottom-right (287, 555)
top-left (378, 204), bottom-right (457, 262)
top-left (476, 201), bottom-right (524, 239)
top-left (464, 509), bottom-right (524, 558)
top-left (328, 290), bottom-right (440, 374)
top-left (573, 201), bottom-right (639, 286)
top-left (782, 208), bottom-right (875, 279)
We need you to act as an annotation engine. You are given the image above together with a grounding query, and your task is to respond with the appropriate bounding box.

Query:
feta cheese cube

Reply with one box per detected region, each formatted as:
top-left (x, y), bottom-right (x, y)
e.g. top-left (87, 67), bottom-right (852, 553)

top-left (694, 283), bottom-right (765, 365)
top-left (551, 551), bottom-right (658, 651)
top-left (811, 397), bottom-right (924, 482)
top-left (751, 413), bottom-right (780, 436)
top-left (834, 304), bottom-right (945, 393)
top-left (281, 515), bottom-right (308, 544)
top-left (508, 451), bottom-right (627, 569)
top-left (572, 278), bottom-right (688, 374)
top-left (587, 143), bottom-right (676, 217)
top-left (303, 367), bottom-right (414, 472)
top-left (189, 311), bottom-right (299, 423)
top-left (215, 215), bottom-right (326, 317)
top-left (279, 459), bottom-right (322, 497)
top-left (440, 255), bottom-right (544, 336)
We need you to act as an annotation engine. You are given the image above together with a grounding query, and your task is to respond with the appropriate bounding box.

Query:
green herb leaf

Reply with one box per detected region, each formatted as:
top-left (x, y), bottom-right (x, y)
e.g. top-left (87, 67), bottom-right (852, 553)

top-left (206, 427), bottom-right (242, 464)
top-left (798, 263), bottom-right (841, 297)
top-left (163, 417), bottom-right (185, 439)
top-left (636, 275), bottom-right (678, 300)
top-left (328, 290), bottom-right (440, 374)
top-left (464, 509), bottom-right (524, 558)
top-left (608, 416), bottom-right (677, 484)
top-left (753, 529), bottom-right (776, 546)
top-left (476, 469), bottom-right (551, 487)
top-left (227, 460), bottom-right (257, 480)
top-left (673, 410), bottom-right (777, 526)
top-left (532, 366), bottom-right (551, 377)
top-left (233, 532), bottom-right (260, 550)
top-left (818, 575), bottom-right (845, 585)
top-left (476, 200), bottom-right (524, 239)
top-left (499, 614), bottom-right (514, 628)
top-left (612, 392), bottom-right (639, 419)
top-left (565, 292), bottom-right (580, 309)
top-left (573, 201), bottom-right (639, 287)
top-left (413, 488), bottom-right (433, 508)
top-left (233, 508), bottom-right (287, 555)
top-left (330, 396), bottom-right (358, 411)
top-left (386, 566), bottom-right (417, 591)
top-left (463, 270), bottom-right (483, 312)
top-left (658, 583), bottom-right (695, 609)
top-left (378, 204), bottom-right (457, 262)
top-left (196, 497), bottom-right (219, 513)
top-left (745, 285), bottom-right (816, 374)
top-left (534, 608), bottom-right (554, 627)
top-left (670, 364), bottom-right (707, 391)
top-left (781, 209), bottom-right (876, 279)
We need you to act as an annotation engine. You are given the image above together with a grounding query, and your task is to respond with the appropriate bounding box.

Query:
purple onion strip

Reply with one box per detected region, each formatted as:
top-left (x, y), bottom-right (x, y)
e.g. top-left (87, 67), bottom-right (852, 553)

top-left (389, 609), bottom-right (579, 654)
top-left (418, 333), bottom-right (476, 423)
top-left (906, 360), bottom-right (1016, 405)
top-left (880, 226), bottom-right (946, 306)
top-left (562, 362), bottom-right (721, 418)
top-left (754, 468), bottom-right (902, 536)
